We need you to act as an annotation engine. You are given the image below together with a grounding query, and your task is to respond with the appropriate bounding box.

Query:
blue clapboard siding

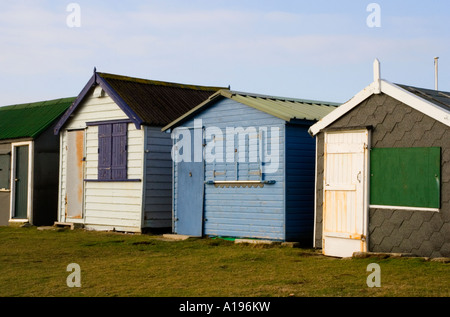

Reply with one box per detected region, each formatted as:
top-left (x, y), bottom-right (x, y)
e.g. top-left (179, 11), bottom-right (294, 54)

top-left (143, 126), bottom-right (173, 228)
top-left (285, 124), bottom-right (316, 243)
top-left (173, 98), bottom-right (287, 240)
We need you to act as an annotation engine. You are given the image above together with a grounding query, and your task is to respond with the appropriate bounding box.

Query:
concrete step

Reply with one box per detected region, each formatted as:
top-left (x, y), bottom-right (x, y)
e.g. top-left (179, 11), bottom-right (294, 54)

top-left (54, 222), bottom-right (84, 230)
top-left (162, 234), bottom-right (193, 241)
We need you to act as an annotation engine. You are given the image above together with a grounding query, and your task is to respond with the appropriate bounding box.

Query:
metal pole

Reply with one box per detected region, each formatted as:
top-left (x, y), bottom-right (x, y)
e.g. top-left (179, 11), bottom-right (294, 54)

top-left (434, 57), bottom-right (439, 91)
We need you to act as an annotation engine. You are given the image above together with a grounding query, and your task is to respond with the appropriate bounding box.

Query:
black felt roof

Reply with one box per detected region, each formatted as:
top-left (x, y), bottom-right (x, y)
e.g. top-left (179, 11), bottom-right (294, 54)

top-left (398, 84), bottom-right (450, 113)
top-left (98, 72), bottom-right (226, 126)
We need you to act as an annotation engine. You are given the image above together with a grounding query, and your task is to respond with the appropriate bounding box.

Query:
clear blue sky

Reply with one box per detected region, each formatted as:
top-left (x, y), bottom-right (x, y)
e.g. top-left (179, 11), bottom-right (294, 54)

top-left (0, 0), bottom-right (449, 106)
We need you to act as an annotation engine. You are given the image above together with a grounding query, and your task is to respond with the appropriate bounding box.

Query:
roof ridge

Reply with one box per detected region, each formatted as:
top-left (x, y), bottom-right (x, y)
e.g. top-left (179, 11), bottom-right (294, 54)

top-left (0, 97), bottom-right (76, 111)
top-left (397, 83), bottom-right (450, 95)
top-left (97, 72), bottom-right (226, 92)
top-left (229, 90), bottom-right (340, 106)
top-left (396, 83), bottom-right (450, 111)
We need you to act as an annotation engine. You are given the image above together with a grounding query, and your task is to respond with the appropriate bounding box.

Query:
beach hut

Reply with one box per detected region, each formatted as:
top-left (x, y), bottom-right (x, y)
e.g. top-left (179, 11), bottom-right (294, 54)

top-left (162, 89), bottom-right (338, 244)
top-left (0, 97), bottom-right (75, 226)
top-left (309, 60), bottom-right (450, 258)
top-left (53, 70), bottom-right (223, 232)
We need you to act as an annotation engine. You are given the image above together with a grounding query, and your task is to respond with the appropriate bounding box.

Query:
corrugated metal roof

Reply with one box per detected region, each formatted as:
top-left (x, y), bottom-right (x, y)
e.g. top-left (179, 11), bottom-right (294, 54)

top-left (397, 84), bottom-right (450, 113)
top-left (97, 72), bottom-right (226, 126)
top-left (230, 90), bottom-right (340, 122)
top-left (162, 89), bottom-right (340, 131)
top-left (0, 97), bottom-right (75, 140)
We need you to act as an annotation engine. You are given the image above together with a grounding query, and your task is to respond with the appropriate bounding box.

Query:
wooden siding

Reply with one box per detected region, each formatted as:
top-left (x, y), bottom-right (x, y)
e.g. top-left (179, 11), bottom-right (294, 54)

top-left (0, 192), bottom-right (9, 225)
top-left (58, 92), bottom-right (144, 231)
top-left (0, 143), bottom-right (11, 225)
top-left (285, 124), bottom-right (316, 244)
top-left (173, 98), bottom-right (287, 240)
top-left (143, 126), bottom-right (172, 228)
top-left (32, 126), bottom-right (61, 226)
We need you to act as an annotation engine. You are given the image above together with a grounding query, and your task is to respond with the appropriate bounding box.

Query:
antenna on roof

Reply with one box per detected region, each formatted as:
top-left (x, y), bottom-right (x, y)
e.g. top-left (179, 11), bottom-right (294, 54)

top-left (94, 67), bottom-right (97, 74)
top-left (434, 57), bottom-right (439, 91)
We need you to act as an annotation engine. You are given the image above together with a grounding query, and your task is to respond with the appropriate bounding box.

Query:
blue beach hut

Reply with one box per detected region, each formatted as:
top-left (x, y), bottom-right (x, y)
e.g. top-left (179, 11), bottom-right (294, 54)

top-left (163, 89), bottom-right (338, 244)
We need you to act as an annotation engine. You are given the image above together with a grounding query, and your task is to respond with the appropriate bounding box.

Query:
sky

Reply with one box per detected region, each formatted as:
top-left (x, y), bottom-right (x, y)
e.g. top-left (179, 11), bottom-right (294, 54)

top-left (0, 0), bottom-right (449, 106)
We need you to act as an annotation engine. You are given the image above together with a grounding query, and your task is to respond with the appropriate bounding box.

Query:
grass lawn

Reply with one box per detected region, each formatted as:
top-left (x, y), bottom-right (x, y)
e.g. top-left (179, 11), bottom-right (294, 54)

top-left (0, 226), bottom-right (449, 297)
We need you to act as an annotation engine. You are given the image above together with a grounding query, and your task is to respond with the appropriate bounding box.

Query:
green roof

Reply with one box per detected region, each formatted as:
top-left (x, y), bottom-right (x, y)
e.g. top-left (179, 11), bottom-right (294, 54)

top-left (162, 89), bottom-right (340, 131)
top-left (0, 97), bottom-right (76, 140)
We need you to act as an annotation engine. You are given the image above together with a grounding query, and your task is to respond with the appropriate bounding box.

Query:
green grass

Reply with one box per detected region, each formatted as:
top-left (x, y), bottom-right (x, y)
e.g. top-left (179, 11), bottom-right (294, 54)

top-left (0, 226), bottom-right (449, 297)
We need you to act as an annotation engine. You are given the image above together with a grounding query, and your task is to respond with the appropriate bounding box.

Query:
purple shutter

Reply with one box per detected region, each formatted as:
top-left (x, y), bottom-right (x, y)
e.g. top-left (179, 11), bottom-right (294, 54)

top-left (111, 123), bottom-right (127, 180)
top-left (98, 124), bottom-right (112, 180)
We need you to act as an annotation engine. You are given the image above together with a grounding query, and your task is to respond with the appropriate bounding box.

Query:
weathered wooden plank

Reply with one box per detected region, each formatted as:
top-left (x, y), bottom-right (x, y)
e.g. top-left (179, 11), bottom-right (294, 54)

top-left (85, 181), bottom-right (141, 190)
top-left (84, 209), bottom-right (141, 220)
top-left (87, 188), bottom-right (141, 198)
top-left (146, 160), bottom-right (172, 168)
top-left (144, 204), bottom-right (172, 212)
top-left (144, 211), bottom-right (172, 219)
top-left (84, 215), bottom-right (140, 227)
top-left (85, 195), bottom-right (141, 205)
top-left (144, 196), bottom-right (171, 205)
top-left (143, 219), bottom-right (171, 228)
top-left (145, 189), bottom-right (172, 196)
top-left (145, 182), bottom-right (172, 190)
top-left (85, 202), bottom-right (141, 213)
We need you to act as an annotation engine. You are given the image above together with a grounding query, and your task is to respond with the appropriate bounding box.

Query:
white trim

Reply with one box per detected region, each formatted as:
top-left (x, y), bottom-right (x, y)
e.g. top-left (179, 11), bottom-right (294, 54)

top-left (380, 80), bottom-right (450, 127)
top-left (313, 136), bottom-right (318, 249)
top-left (83, 224), bottom-right (141, 233)
top-left (282, 125), bottom-right (287, 241)
top-left (373, 59), bottom-right (381, 84)
top-left (171, 134), bottom-right (176, 233)
top-left (309, 82), bottom-right (377, 136)
top-left (309, 79), bottom-right (450, 136)
top-left (57, 133), bottom-right (63, 223)
top-left (9, 141), bottom-right (33, 224)
top-left (370, 205), bottom-right (439, 212)
top-left (363, 129), bottom-right (371, 251)
top-left (140, 126), bottom-right (148, 230)
top-left (82, 128), bottom-right (87, 222)
top-left (373, 59), bottom-right (381, 94)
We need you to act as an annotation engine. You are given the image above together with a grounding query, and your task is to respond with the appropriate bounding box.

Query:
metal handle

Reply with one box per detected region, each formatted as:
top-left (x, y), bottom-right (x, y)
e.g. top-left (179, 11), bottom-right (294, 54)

top-left (357, 171), bottom-right (362, 183)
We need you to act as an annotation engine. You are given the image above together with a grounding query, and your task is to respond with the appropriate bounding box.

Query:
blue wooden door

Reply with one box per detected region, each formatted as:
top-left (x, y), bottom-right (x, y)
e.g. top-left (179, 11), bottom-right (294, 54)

top-left (176, 128), bottom-right (204, 237)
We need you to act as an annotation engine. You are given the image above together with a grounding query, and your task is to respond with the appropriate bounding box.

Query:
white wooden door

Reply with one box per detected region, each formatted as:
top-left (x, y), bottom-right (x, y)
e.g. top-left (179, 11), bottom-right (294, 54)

top-left (323, 130), bottom-right (369, 257)
top-left (66, 130), bottom-right (85, 219)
